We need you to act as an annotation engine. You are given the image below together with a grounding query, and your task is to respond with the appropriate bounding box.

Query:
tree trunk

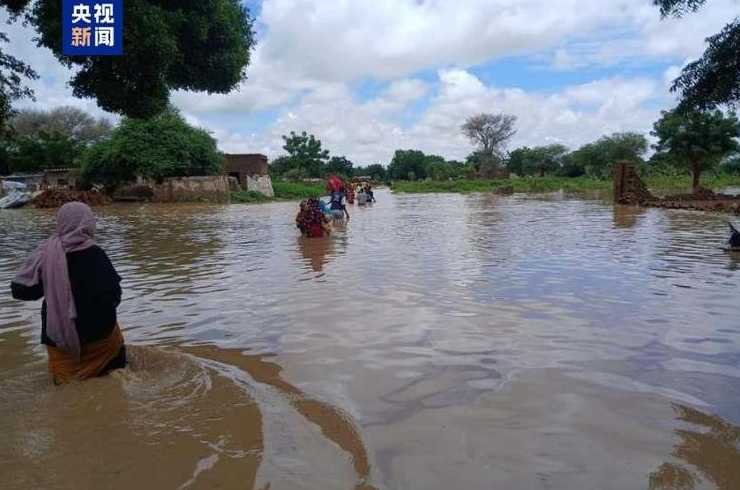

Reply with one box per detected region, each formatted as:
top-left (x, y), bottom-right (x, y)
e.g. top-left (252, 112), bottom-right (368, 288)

top-left (539, 167), bottom-right (545, 177)
top-left (692, 162), bottom-right (701, 193)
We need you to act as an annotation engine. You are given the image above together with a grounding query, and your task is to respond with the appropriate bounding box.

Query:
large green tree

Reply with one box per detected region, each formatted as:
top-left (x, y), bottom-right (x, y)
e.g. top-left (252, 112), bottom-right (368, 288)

top-left (568, 132), bottom-right (648, 179)
top-left (81, 108), bottom-right (222, 187)
top-left (325, 155), bottom-right (354, 177)
top-left (4, 107), bottom-right (111, 173)
top-left (652, 108), bottom-right (740, 191)
top-left (654, 0), bottom-right (739, 109)
top-left (508, 144), bottom-right (568, 177)
top-left (7, 130), bottom-right (84, 173)
top-left (280, 131), bottom-right (330, 178)
top-left (0, 0), bottom-right (255, 118)
top-left (354, 163), bottom-right (387, 182)
top-left (0, 31), bottom-right (37, 133)
top-left (387, 149), bottom-right (428, 181)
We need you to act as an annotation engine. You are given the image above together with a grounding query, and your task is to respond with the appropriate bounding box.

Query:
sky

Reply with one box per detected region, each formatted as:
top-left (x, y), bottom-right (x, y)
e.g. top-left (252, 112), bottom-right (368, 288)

top-left (4, 0), bottom-right (740, 165)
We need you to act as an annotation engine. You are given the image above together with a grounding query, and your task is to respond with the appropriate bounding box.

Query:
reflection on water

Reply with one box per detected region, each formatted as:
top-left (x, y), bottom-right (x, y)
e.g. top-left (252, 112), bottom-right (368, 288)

top-left (2, 190), bottom-right (740, 489)
top-left (650, 404), bottom-right (740, 490)
top-left (297, 236), bottom-right (336, 274)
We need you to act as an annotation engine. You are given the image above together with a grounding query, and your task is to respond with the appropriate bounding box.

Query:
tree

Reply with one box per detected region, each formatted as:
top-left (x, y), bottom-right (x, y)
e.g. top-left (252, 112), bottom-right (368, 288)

top-left (462, 113), bottom-right (516, 178)
top-left (81, 109), bottom-right (222, 187)
top-left (268, 155), bottom-right (296, 178)
top-left (462, 113), bottom-right (517, 158)
top-left (0, 31), bottom-right (38, 133)
top-left (568, 132), bottom-right (648, 179)
top-left (12, 106), bottom-right (112, 144)
top-left (654, 1), bottom-right (739, 109)
top-left (8, 131), bottom-right (84, 173)
top-left (387, 149), bottom-right (428, 180)
top-left (354, 163), bottom-right (387, 182)
top-left (558, 153), bottom-right (586, 177)
top-left (507, 145), bottom-right (568, 177)
top-left (325, 155), bottom-right (354, 178)
top-left (3, 107), bottom-right (113, 173)
top-left (281, 131), bottom-right (330, 178)
top-left (652, 109), bottom-right (740, 191)
top-left (1, 0), bottom-right (255, 118)
top-left (723, 155), bottom-right (740, 175)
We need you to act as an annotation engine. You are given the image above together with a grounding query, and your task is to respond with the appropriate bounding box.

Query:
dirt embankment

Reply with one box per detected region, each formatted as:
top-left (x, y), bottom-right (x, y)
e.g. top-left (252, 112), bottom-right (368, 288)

top-left (614, 162), bottom-right (740, 214)
top-left (32, 190), bottom-right (109, 209)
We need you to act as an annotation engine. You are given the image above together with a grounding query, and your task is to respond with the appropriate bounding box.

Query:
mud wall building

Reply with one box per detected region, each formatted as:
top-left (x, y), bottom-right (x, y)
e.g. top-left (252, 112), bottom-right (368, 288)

top-left (224, 154), bottom-right (274, 197)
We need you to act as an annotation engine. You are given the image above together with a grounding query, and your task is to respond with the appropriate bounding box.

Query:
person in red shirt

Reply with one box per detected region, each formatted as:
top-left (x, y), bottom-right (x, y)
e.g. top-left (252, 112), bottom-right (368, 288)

top-left (296, 198), bottom-right (331, 238)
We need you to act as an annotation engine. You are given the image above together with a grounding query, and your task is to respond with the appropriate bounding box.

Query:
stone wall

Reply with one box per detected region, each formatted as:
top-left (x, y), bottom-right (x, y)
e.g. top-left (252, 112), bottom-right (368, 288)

top-left (245, 175), bottom-right (275, 197)
top-left (113, 175), bottom-right (231, 203)
top-left (151, 176), bottom-right (231, 203)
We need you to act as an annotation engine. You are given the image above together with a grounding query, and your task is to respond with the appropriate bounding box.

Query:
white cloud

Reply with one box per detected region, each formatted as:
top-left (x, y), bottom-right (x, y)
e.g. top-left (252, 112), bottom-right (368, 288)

top-left (208, 69), bottom-right (667, 164)
top-left (2, 0), bottom-right (735, 165)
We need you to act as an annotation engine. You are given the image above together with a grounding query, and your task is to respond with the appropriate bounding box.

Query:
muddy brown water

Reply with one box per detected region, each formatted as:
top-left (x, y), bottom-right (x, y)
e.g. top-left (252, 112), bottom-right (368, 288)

top-left (1, 190), bottom-right (739, 490)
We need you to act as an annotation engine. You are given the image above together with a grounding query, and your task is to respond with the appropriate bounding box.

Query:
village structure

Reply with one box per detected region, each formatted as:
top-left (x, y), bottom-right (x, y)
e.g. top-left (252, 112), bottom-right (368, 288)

top-left (0, 153), bottom-right (274, 206)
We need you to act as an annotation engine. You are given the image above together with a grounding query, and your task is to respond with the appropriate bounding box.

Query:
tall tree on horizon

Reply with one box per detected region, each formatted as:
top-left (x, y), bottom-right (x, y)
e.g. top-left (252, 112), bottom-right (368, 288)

top-left (0, 0), bottom-right (255, 119)
top-left (653, 0), bottom-right (740, 110)
top-left (462, 113), bottom-right (517, 177)
top-left (652, 108), bottom-right (740, 191)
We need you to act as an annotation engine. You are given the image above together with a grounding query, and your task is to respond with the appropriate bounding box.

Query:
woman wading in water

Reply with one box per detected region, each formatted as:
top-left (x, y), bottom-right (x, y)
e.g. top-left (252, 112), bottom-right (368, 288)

top-left (10, 202), bottom-right (126, 384)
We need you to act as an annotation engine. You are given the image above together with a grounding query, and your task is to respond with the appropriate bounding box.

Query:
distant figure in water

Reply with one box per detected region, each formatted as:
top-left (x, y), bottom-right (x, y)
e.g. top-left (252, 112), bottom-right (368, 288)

top-left (296, 198), bottom-right (331, 237)
top-left (364, 183), bottom-right (376, 203)
top-left (729, 222), bottom-right (740, 249)
top-left (346, 184), bottom-right (355, 205)
top-left (10, 202), bottom-right (126, 384)
top-left (357, 185), bottom-right (368, 205)
top-left (329, 188), bottom-right (350, 221)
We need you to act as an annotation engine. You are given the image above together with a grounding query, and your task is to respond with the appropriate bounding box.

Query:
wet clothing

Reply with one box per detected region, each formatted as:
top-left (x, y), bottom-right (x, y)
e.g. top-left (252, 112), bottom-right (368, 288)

top-left (12, 245), bottom-right (122, 347)
top-left (329, 191), bottom-right (345, 210)
top-left (13, 201), bottom-right (98, 356)
top-left (47, 324), bottom-right (126, 384)
top-left (296, 198), bottom-right (330, 238)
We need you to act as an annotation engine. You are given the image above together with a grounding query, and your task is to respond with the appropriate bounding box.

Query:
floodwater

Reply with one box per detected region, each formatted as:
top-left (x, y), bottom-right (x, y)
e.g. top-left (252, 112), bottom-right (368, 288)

top-left (1, 190), bottom-right (739, 490)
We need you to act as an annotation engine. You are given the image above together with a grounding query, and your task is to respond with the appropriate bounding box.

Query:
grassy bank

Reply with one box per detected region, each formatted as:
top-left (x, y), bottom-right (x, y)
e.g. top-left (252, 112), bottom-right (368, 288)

top-left (231, 181), bottom-right (326, 203)
top-left (643, 174), bottom-right (740, 193)
top-left (391, 177), bottom-right (610, 194)
top-left (391, 175), bottom-right (740, 195)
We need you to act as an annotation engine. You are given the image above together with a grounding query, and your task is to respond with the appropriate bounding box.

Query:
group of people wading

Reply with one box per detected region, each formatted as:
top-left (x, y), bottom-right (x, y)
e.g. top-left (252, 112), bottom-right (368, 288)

top-left (295, 177), bottom-right (376, 238)
top-left (8, 180), bottom-right (377, 385)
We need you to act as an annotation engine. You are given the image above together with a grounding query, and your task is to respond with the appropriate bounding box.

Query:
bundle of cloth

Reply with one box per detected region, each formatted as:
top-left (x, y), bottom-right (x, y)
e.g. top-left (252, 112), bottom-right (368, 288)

top-left (325, 175), bottom-right (350, 221)
top-left (296, 198), bottom-right (331, 237)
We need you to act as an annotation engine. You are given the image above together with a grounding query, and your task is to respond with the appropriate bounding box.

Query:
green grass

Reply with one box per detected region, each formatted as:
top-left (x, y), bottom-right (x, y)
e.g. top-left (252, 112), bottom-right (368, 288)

top-left (391, 175), bottom-right (740, 195)
top-left (272, 181), bottom-right (325, 199)
top-left (231, 191), bottom-right (273, 203)
top-left (231, 181), bottom-right (326, 204)
top-left (643, 174), bottom-right (740, 194)
top-left (391, 177), bottom-right (611, 194)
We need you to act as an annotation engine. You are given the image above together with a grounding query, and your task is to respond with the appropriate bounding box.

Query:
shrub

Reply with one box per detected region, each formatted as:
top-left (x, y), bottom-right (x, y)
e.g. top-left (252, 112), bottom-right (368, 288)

top-left (81, 109), bottom-right (222, 188)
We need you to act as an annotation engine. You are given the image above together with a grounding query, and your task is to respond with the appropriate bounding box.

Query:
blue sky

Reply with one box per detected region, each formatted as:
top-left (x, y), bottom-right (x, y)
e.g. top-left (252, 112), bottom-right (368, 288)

top-left (5, 0), bottom-right (740, 164)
